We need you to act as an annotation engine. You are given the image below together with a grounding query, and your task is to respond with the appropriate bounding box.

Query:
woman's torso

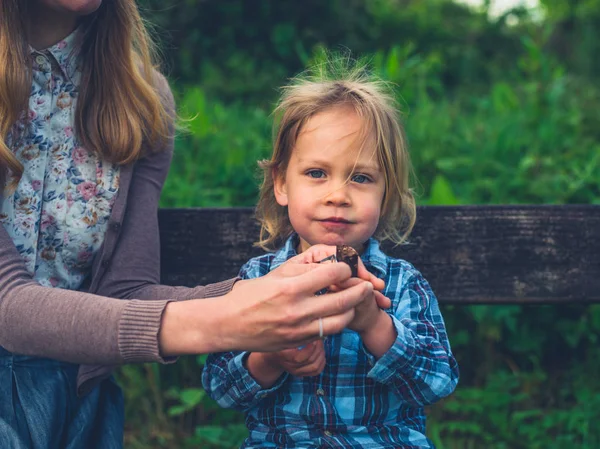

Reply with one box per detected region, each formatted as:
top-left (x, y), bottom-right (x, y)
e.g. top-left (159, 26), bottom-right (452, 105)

top-left (0, 28), bottom-right (124, 449)
top-left (0, 28), bottom-right (120, 291)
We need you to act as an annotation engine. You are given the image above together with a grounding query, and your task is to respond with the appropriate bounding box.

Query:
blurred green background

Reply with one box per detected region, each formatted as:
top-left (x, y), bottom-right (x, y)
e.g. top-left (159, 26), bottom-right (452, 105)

top-left (119, 0), bottom-right (600, 447)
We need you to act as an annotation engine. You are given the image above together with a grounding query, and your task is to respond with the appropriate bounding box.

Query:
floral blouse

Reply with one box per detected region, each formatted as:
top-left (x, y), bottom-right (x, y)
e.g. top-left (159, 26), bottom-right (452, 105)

top-left (0, 29), bottom-right (120, 290)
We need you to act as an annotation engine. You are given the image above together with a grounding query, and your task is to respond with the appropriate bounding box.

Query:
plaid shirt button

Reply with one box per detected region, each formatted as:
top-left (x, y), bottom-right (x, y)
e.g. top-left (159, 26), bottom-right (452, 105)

top-left (324, 430), bottom-right (333, 437)
top-left (316, 388), bottom-right (325, 396)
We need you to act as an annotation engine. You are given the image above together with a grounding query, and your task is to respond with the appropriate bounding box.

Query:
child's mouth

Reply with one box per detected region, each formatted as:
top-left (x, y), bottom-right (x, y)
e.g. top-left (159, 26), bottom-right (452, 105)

top-left (319, 217), bottom-right (353, 230)
top-left (320, 217), bottom-right (352, 224)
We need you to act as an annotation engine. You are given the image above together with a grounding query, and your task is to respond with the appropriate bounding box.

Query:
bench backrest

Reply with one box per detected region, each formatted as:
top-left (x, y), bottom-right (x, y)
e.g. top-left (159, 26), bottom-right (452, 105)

top-left (158, 206), bottom-right (600, 304)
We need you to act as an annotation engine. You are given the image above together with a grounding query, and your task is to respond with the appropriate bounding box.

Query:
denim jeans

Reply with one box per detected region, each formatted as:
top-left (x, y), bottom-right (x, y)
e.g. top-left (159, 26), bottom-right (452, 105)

top-left (0, 346), bottom-right (124, 449)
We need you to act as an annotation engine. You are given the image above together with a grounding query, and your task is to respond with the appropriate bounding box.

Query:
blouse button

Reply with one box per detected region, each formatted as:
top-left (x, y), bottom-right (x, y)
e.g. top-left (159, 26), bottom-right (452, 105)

top-left (35, 55), bottom-right (46, 65)
top-left (111, 222), bottom-right (121, 232)
top-left (316, 388), bottom-right (325, 396)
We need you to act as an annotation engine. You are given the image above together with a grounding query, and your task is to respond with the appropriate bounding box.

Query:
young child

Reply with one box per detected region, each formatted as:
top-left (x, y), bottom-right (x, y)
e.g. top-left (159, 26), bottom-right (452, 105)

top-left (202, 58), bottom-right (459, 449)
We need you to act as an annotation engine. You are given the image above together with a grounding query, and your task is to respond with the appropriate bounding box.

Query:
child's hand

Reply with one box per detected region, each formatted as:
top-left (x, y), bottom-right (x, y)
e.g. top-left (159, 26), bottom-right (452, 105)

top-left (346, 280), bottom-right (386, 335)
top-left (345, 279), bottom-right (397, 359)
top-left (268, 340), bottom-right (326, 377)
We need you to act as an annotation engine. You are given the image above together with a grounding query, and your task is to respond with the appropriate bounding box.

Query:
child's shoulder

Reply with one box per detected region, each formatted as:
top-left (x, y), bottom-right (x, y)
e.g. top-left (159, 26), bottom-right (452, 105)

top-left (386, 254), bottom-right (423, 279)
top-left (238, 252), bottom-right (279, 279)
top-left (240, 236), bottom-right (299, 279)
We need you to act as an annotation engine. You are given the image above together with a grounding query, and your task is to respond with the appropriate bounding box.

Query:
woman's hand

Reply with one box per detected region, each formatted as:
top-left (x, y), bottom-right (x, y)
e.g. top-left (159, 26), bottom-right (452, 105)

top-left (159, 253), bottom-right (373, 355)
top-left (223, 260), bottom-right (371, 350)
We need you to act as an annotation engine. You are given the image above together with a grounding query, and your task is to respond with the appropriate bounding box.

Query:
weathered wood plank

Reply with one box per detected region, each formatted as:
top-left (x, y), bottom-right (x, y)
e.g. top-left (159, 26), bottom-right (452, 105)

top-left (158, 206), bottom-right (600, 304)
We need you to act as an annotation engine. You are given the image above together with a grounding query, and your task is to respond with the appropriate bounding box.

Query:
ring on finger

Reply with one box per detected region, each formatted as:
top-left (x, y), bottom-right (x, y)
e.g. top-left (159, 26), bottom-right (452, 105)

top-left (318, 317), bottom-right (324, 339)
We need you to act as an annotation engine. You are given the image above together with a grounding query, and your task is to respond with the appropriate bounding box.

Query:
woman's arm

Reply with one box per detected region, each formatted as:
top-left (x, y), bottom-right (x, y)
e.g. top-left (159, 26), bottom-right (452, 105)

top-left (0, 223), bottom-right (373, 364)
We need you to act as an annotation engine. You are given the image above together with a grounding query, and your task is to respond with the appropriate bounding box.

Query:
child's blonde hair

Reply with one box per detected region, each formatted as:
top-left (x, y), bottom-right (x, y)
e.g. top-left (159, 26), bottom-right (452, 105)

top-left (256, 54), bottom-right (416, 251)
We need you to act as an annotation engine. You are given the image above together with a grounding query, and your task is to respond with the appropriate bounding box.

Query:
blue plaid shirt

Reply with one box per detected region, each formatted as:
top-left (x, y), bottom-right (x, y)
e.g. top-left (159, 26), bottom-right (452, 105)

top-left (202, 235), bottom-right (459, 449)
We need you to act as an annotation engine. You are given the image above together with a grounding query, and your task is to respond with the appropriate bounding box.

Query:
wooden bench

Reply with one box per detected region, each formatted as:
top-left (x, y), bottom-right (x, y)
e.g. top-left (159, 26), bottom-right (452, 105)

top-left (158, 205), bottom-right (600, 304)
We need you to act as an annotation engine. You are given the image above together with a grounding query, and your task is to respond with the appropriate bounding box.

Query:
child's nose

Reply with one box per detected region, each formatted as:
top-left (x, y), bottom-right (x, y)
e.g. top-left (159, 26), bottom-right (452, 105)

top-left (324, 182), bottom-right (351, 207)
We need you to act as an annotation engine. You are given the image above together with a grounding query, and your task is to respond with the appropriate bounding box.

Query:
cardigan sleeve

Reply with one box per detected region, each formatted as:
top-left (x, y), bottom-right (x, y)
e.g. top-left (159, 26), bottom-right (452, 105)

top-left (0, 224), bottom-right (133, 364)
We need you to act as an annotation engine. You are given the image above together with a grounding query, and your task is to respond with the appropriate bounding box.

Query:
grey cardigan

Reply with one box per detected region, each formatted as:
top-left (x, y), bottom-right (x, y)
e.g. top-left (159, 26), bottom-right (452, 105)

top-left (0, 77), bottom-right (236, 395)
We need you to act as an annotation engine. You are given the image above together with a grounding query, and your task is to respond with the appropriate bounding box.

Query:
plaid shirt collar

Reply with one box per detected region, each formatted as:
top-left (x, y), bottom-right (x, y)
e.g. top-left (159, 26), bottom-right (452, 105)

top-left (271, 234), bottom-right (389, 279)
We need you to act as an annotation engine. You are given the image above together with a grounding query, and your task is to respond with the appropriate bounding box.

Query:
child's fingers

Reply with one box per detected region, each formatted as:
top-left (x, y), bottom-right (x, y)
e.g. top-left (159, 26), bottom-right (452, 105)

top-left (304, 341), bottom-right (325, 365)
top-left (287, 352), bottom-right (327, 377)
top-left (284, 341), bottom-right (319, 365)
top-left (374, 291), bottom-right (391, 309)
top-left (356, 260), bottom-right (385, 291)
top-left (289, 341), bottom-right (324, 367)
top-left (302, 349), bottom-right (327, 376)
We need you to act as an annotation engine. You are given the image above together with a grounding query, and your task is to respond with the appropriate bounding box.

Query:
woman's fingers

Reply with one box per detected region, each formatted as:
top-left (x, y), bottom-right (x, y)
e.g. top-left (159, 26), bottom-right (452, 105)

top-left (274, 261), bottom-right (323, 278)
top-left (288, 283), bottom-right (370, 342)
top-left (312, 281), bottom-right (373, 320)
top-left (289, 244), bottom-right (336, 264)
top-left (283, 262), bottom-right (353, 298)
top-left (319, 308), bottom-right (356, 337)
top-left (299, 244), bottom-right (385, 288)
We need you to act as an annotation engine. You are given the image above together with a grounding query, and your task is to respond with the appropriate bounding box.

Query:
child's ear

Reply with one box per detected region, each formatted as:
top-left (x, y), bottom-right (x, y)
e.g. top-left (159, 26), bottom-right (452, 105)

top-left (273, 169), bottom-right (288, 207)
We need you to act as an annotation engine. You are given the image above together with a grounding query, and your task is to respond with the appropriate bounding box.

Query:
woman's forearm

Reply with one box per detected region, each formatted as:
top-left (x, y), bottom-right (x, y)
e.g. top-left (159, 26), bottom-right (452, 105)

top-left (159, 262), bottom-right (374, 356)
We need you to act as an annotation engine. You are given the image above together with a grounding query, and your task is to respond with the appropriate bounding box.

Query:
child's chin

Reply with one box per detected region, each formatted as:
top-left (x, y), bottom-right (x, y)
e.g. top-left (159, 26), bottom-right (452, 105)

top-left (318, 237), bottom-right (351, 248)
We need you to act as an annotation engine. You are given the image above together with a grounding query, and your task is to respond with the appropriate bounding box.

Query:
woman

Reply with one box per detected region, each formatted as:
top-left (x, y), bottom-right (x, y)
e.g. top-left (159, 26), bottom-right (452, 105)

top-left (0, 1), bottom-right (388, 447)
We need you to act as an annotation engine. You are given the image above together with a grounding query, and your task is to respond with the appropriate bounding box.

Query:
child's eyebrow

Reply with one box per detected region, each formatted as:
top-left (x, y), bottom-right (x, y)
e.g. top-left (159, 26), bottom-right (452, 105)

top-left (352, 163), bottom-right (381, 172)
top-left (296, 157), bottom-right (332, 168)
top-left (297, 158), bottom-right (380, 172)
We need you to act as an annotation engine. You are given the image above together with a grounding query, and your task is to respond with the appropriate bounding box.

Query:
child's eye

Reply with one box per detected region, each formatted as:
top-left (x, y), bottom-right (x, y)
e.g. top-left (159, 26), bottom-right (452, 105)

top-left (306, 170), bottom-right (325, 179)
top-left (351, 174), bottom-right (371, 184)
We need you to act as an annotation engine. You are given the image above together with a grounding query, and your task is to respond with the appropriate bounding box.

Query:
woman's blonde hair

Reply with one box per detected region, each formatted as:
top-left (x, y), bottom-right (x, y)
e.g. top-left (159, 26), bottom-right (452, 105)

top-left (256, 54), bottom-right (416, 251)
top-left (0, 0), bottom-right (172, 186)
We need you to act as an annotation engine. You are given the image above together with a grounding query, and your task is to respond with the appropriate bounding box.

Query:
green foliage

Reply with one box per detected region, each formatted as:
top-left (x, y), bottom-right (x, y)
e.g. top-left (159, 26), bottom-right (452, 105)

top-left (118, 0), bottom-right (600, 447)
top-left (161, 87), bottom-right (271, 208)
top-left (162, 35), bottom-right (600, 208)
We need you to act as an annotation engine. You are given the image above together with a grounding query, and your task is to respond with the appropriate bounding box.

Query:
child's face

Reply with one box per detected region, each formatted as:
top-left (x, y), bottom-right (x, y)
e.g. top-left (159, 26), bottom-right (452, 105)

top-left (275, 106), bottom-right (385, 253)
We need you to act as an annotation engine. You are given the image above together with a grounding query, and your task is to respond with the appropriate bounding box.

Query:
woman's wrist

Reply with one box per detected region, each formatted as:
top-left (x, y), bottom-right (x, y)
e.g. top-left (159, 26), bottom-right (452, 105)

top-left (159, 297), bottom-right (230, 356)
